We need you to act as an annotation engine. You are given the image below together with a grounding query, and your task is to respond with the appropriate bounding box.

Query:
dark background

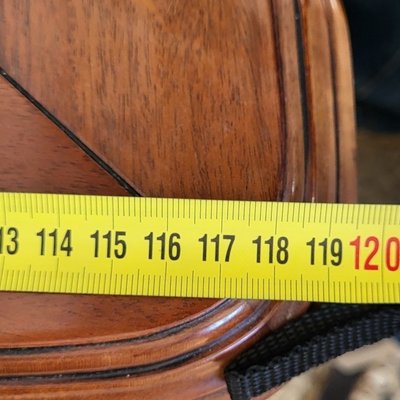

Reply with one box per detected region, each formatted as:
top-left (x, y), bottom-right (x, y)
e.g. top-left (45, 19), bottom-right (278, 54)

top-left (344, 0), bottom-right (400, 204)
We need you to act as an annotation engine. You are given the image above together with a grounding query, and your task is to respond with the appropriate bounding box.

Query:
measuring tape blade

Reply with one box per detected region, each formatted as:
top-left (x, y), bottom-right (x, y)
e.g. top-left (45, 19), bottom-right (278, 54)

top-left (0, 193), bottom-right (398, 303)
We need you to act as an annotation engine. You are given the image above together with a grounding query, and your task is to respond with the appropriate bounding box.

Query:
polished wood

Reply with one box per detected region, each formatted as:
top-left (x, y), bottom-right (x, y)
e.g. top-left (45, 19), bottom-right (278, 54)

top-left (299, 0), bottom-right (357, 202)
top-left (324, 0), bottom-right (357, 201)
top-left (0, 0), bottom-right (301, 200)
top-left (0, 0), bottom-right (357, 398)
top-left (0, 79), bottom-right (128, 196)
top-left (0, 72), bottom-right (309, 399)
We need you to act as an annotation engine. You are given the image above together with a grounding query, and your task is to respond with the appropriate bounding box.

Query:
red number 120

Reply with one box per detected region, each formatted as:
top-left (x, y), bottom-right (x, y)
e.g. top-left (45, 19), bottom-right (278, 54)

top-left (350, 235), bottom-right (400, 271)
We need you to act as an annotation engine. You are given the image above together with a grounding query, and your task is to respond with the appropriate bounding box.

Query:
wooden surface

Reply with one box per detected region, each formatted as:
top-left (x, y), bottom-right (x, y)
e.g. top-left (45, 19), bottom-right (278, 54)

top-left (0, 0), bottom-right (356, 398)
top-left (0, 68), bottom-right (309, 400)
top-left (0, 0), bottom-right (300, 201)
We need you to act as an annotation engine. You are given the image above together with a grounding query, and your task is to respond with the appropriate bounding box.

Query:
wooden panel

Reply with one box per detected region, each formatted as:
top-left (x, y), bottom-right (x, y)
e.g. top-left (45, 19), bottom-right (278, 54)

top-left (0, 77), bottom-right (128, 195)
top-left (0, 73), bottom-right (310, 400)
top-left (0, 0), bottom-right (293, 201)
top-left (0, 2), bottom-right (357, 204)
top-left (0, 0), bottom-right (357, 398)
top-left (0, 76), bottom-right (218, 343)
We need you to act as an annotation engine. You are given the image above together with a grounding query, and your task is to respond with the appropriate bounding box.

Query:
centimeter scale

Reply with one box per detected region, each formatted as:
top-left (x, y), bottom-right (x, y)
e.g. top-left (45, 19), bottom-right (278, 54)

top-left (0, 193), bottom-right (398, 303)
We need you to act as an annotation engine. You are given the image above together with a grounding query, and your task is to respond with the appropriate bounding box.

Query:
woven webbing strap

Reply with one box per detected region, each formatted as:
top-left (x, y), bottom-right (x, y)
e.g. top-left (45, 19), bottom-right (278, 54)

top-left (225, 304), bottom-right (400, 400)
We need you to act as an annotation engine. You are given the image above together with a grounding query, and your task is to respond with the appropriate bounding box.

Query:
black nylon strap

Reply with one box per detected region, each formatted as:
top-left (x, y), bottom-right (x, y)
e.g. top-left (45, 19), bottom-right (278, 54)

top-left (225, 304), bottom-right (400, 400)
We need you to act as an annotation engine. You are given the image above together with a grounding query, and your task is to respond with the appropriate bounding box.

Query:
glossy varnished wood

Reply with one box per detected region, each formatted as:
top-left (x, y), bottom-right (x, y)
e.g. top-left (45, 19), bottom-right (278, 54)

top-left (0, 73), bottom-right (309, 399)
top-left (0, 78), bottom-right (128, 196)
top-left (324, 0), bottom-right (357, 201)
top-left (0, 0), bottom-right (297, 200)
top-left (298, 0), bottom-right (357, 202)
top-left (0, 0), bottom-right (357, 398)
top-left (0, 76), bottom-right (218, 344)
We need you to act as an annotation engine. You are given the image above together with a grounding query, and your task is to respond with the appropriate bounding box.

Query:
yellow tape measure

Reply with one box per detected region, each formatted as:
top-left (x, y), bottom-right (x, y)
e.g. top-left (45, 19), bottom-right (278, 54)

top-left (0, 192), bottom-right (398, 303)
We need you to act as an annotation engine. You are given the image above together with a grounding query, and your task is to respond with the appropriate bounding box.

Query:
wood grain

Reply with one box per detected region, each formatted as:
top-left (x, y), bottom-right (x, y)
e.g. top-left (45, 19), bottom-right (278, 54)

top-left (323, 0), bottom-right (357, 202)
top-left (0, 0), bottom-right (357, 398)
top-left (0, 0), bottom-right (296, 201)
top-left (0, 78), bottom-right (128, 196)
top-left (0, 74), bottom-right (308, 400)
top-left (0, 75), bottom-right (218, 343)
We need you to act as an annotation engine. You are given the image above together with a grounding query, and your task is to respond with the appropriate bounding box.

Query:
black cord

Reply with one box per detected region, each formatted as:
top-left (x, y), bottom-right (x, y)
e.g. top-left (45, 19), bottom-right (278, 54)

top-left (225, 304), bottom-right (400, 400)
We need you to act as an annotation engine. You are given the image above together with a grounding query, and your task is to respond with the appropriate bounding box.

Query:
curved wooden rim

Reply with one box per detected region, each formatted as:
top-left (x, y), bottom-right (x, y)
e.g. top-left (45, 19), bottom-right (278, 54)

top-left (0, 301), bottom-right (280, 376)
top-left (0, 298), bottom-right (230, 352)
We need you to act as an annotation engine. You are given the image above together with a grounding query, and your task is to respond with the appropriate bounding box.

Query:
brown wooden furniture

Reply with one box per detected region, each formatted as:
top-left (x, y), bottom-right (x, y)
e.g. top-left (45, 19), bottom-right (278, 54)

top-left (0, 0), bottom-right (356, 398)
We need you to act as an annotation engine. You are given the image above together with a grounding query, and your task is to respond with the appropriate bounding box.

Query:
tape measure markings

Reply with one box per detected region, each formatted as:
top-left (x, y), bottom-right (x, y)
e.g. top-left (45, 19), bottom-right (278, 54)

top-left (0, 193), bottom-right (398, 303)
